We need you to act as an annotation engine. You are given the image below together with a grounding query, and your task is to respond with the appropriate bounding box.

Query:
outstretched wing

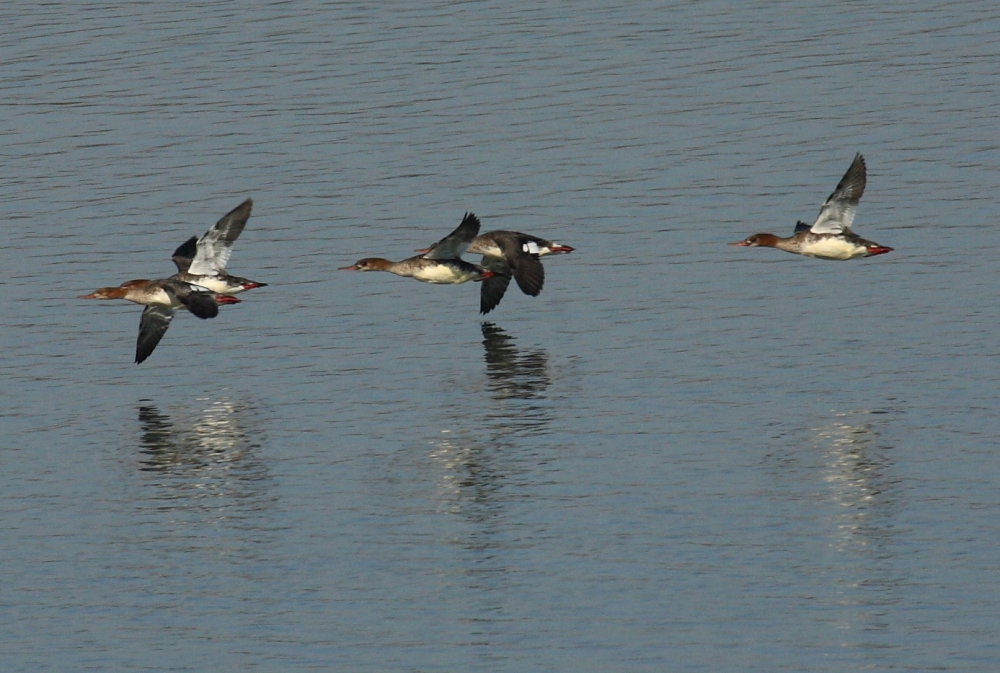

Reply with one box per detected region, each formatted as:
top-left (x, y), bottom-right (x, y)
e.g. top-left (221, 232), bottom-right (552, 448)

top-left (166, 282), bottom-right (220, 319)
top-left (499, 235), bottom-right (545, 297)
top-left (809, 153), bottom-right (866, 235)
top-left (185, 198), bottom-right (253, 275)
top-left (423, 212), bottom-right (481, 260)
top-left (480, 257), bottom-right (512, 315)
top-left (136, 305), bottom-right (175, 364)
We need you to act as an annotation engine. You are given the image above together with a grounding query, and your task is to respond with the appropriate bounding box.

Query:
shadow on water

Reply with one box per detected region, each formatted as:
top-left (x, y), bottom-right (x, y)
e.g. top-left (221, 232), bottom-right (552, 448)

top-left (135, 398), bottom-right (274, 517)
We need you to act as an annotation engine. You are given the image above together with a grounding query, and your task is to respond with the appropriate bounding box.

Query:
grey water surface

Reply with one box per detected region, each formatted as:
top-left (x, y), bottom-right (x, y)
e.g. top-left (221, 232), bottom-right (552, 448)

top-left (3, 1), bottom-right (1000, 671)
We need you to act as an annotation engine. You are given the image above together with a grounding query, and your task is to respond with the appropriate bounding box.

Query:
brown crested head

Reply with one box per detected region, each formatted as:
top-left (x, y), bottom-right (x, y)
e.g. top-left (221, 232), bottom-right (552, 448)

top-left (79, 279), bottom-right (150, 300)
top-left (339, 258), bottom-right (391, 271)
top-left (79, 286), bottom-right (129, 300)
top-left (729, 233), bottom-right (779, 248)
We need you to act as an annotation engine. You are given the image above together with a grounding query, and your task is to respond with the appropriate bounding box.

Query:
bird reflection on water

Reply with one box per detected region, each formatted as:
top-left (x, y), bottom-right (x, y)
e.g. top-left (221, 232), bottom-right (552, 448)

top-left (810, 410), bottom-right (901, 636)
top-left (480, 321), bottom-right (553, 435)
top-left (422, 323), bottom-right (555, 609)
top-left (812, 411), bottom-right (897, 557)
top-left (428, 323), bottom-right (553, 500)
top-left (136, 398), bottom-right (272, 515)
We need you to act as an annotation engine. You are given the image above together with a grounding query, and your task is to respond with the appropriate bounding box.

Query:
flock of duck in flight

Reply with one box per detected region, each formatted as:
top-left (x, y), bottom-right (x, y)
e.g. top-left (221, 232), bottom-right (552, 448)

top-left (80, 153), bottom-right (891, 364)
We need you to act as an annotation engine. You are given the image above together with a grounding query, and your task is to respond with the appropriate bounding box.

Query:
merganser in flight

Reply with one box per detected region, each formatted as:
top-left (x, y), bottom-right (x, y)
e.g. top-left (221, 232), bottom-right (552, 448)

top-left (79, 279), bottom-right (240, 364)
top-left (170, 198), bottom-right (267, 294)
top-left (340, 212), bottom-right (494, 284)
top-left (419, 230), bottom-right (574, 314)
top-left (730, 153), bottom-right (892, 260)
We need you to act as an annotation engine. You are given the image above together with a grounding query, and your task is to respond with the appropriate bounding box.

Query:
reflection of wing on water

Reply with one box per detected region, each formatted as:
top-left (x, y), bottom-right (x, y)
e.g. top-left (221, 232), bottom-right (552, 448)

top-left (481, 322), bottom-right (551, 401)
top-left (137, 405), bottom-right (174, 455)
top-left (395, 325), bottom-right (559, 601)
top-left (136, 399), bottom-right (272, 512)
top-left (423, 324), bottom-right (555, 517)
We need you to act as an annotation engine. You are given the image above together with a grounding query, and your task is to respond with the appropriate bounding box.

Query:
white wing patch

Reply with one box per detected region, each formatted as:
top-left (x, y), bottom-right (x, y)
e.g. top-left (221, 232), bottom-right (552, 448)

top-left (186, 233), bottom-right (233, 275)
top-left (809, 202), bottom-right (856, 235)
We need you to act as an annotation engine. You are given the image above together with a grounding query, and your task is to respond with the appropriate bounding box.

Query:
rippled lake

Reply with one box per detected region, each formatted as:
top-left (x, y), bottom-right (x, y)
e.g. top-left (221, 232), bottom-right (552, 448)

top-left (3, 1), bottom-right (1000, 670)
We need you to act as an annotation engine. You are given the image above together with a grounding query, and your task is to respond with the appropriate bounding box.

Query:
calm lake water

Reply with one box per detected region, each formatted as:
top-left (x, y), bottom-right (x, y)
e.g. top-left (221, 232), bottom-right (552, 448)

top-left (3, 1), bottom-right (1000, 670)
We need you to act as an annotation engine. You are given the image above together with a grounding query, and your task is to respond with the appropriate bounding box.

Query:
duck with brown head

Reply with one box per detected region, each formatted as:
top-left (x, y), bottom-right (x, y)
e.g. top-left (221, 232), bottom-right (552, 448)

top-left (340, 212), bottom-right (494, 285)
top-left (730, 153), bottom-right (892, 260)
top-left (79, 278), bottom-right (238, 364)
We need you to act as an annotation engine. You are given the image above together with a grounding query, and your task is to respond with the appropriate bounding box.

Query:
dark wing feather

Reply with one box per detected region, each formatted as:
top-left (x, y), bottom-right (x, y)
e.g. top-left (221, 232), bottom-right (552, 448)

top-left (171, 236), bottom-right (198, 273)
top-left (499, 236), bottom-right (545, 297)
top-left (165, 281), bottom-right (219, 319)
top-left (423, 212), bottom-right (481, 260)
top-left (480, 257), bottom-right (512, 314)
top-left (136, 305), bottom-right (174, 364)
top-left (810, 153), bottom-right (866, 235)
top-left (827, 153), bottom-right (866, 205)
top-left (212, 198), bottom-right (253, 244)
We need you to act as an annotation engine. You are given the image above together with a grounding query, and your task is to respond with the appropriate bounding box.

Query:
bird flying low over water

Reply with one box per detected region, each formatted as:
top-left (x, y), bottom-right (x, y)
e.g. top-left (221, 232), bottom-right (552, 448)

top-left (730, 153), bottom-right (892, 260)
top-left (340, 212), bottom-right (494, 284)
top-left (80, 198), bottom-right (264, 363)
top-left (169, 198), bottom-right (268, 294)
top-left (418, 230), bottom-right (574, 314)
top-left (79, 279), bottom-right (240, 364)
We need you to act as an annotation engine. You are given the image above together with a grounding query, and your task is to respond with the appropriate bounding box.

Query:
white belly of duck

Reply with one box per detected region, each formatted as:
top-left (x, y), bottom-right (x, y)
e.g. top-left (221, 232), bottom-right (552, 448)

top-left (798, 237), bottom-right (866, 260)
top-left (145, 287), bottom-right (178, 306)
top-left (411, 264), bottom-right (478, 284)
top-left (185, 276), bottom-right (233, 294)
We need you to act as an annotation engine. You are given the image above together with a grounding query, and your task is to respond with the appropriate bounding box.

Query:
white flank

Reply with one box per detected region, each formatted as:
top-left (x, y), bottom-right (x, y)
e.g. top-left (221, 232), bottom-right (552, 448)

top-left (413, 265), bottom-right (472, 284)
top-left (148, 288), bottom-right (178, 306)
top-left (190, 277), bottom-right (235, 294)
top-left (800, 237), bottom-right (865, 260)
